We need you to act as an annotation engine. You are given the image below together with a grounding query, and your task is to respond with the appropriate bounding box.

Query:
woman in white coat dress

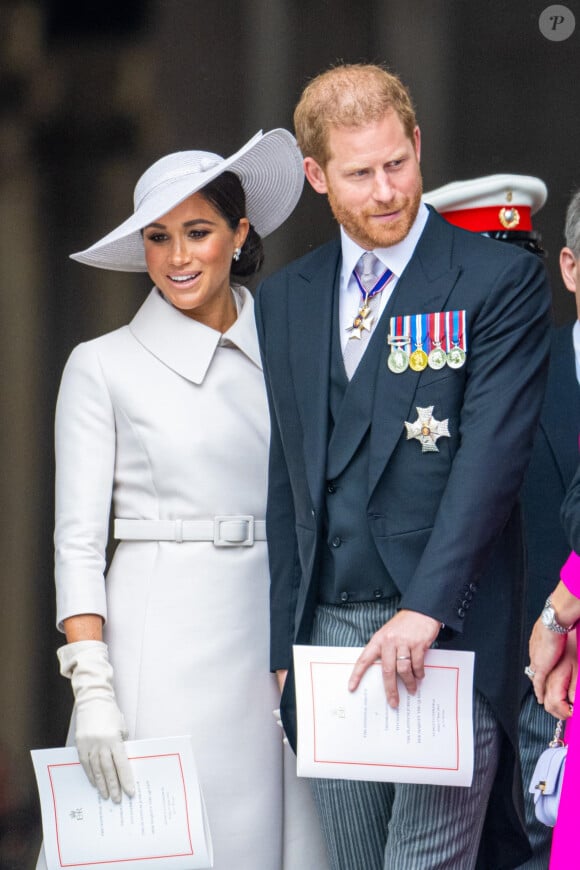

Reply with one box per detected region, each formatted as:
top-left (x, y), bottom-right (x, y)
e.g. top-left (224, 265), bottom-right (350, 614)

top-left (44, 131), bottom-right (329, 870)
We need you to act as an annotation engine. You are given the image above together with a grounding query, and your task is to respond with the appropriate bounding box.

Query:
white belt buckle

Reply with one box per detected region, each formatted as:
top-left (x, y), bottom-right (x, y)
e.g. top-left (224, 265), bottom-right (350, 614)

top-left (213, 515), bottom-right (254, 547)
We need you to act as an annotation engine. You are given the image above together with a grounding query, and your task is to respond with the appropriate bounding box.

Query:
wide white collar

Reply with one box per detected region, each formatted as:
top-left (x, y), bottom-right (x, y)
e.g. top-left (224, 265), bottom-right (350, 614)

top-left (129, 285), bottom-right (262, 385)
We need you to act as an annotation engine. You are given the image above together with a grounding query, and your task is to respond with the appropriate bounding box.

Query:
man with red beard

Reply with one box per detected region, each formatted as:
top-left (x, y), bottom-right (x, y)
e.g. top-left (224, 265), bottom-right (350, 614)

top-left (255, 63), bottom-right (551, 870)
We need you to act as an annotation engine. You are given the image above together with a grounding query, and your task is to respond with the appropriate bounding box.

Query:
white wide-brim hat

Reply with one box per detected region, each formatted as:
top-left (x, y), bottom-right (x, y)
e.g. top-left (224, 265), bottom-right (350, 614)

top-left (71, 129), bottom-right (304, 272)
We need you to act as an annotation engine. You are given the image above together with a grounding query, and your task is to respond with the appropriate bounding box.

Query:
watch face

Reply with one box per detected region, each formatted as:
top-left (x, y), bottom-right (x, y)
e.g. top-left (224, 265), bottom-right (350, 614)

top-left (542, 606), bottom-right (555, 628)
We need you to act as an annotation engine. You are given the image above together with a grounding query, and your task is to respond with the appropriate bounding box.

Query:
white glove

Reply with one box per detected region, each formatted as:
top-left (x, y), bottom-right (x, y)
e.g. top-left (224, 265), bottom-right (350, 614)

top-left (58, 640), bottom-right (135, 803)
top-left (272, 708), bottom-right (289, 744)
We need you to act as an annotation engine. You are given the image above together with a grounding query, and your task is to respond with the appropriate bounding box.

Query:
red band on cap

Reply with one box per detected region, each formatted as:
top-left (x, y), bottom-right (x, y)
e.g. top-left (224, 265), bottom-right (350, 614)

top-left (440, 205), bottom-right (532, 232)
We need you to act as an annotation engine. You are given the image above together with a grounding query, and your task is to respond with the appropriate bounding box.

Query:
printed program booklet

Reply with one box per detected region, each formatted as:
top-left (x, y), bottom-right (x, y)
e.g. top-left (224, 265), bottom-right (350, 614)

top-left (293, 645), bottom-right (474, 786)
top-left (31, 736), bottom-right (213, 869)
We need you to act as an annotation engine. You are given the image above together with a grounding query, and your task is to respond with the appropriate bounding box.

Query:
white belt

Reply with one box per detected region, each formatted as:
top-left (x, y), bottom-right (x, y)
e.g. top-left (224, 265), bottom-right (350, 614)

top-left (114, 516), bottom-right (266, 547)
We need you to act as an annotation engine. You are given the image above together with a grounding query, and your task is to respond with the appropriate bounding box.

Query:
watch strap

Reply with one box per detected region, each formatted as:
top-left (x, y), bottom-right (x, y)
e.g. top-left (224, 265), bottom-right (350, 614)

top-left (543, 596), bottom-right (576, 634)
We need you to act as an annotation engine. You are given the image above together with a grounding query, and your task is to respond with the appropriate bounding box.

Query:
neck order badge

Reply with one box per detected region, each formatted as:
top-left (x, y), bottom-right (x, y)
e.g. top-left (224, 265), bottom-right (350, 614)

top-left (346, 253), bottom-right (394, 339)
top-left (343, 253), bottom-right (394, 379)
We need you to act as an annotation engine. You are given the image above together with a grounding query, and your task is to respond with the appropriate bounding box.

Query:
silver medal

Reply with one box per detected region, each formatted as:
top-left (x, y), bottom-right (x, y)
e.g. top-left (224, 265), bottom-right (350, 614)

top-left (428, 346), bottom-right (447, 370)
top-left (447, 346), bottom-right (466, 369)
top-left (388, 347), bottom-right (409, 373)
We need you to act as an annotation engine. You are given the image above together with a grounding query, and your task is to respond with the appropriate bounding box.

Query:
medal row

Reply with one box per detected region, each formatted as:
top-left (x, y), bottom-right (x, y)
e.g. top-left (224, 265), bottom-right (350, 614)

top-left (387, 311), bottom-right (468, 374)
top-left (388, 344), bottom-right (466, 373)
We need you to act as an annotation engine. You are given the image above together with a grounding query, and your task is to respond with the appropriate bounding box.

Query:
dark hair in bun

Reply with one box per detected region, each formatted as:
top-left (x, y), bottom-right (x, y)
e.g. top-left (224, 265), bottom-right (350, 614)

top-left (200, 170), bottom-right (265, 278)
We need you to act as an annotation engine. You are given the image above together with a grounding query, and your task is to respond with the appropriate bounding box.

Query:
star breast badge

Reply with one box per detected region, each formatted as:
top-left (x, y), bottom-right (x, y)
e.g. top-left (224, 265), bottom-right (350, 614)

top-left (404, 406), bottom-right (450, 453)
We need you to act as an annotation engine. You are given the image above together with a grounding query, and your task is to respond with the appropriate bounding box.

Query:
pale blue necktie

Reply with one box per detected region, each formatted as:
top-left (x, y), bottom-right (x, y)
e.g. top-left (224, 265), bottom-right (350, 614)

top-left (343, 251), bottom-right (381, 379)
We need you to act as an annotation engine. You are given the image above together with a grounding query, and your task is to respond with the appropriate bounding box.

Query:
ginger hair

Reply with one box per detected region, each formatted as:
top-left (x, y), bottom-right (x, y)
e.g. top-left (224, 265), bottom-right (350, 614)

top-left (294, 63), bottom-right (417, 167)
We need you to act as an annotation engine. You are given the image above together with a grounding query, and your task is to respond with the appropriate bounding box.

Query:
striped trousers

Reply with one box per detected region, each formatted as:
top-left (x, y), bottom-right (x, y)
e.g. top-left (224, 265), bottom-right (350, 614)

top-left (514, 690), bottom-right (555, 869)
top-left (308, 600), bottom-right (501, 870)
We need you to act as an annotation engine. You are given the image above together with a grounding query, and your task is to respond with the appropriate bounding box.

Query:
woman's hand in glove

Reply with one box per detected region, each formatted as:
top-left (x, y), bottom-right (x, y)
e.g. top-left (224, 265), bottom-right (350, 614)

top-left (58, 640), bottom-right (135, 803)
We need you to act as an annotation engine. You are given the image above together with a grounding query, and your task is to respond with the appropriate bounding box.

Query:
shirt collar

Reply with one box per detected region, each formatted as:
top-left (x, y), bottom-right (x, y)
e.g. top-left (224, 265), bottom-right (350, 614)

top-left (572, 320), bottom-right (580, 386)
top-left (221, 285), bottom-right (262, 368)
top-left (129, 285), bottom-right (261, 385)
top-left (340, 201), bottom-right (430, 280)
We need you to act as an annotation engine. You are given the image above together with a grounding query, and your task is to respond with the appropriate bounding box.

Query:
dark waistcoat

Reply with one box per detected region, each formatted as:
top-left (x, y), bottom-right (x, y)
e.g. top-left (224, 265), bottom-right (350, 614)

top-left (317, 285), bottom-right (399, 604)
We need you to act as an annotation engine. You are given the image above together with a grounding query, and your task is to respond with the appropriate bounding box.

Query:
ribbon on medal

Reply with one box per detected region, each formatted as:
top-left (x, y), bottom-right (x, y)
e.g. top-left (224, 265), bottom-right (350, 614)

top-left (446, 309), bottom-right (467, 369)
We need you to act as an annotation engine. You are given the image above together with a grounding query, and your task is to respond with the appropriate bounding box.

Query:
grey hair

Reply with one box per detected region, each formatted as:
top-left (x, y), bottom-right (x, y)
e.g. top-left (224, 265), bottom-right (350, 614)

top-left (564, 189), bottom-right (580, 256)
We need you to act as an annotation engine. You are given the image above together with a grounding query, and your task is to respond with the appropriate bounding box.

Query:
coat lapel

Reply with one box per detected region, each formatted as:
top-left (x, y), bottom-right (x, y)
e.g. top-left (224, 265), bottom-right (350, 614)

top-left (289, 241), bottom-right (340, 509)
top-left (369, 211), bottom-right (462, 496)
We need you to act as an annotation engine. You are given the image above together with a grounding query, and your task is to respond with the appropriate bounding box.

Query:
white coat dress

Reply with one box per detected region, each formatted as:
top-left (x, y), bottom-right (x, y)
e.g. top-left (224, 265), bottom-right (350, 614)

top-left (51, 286), bottom-right (328, 870)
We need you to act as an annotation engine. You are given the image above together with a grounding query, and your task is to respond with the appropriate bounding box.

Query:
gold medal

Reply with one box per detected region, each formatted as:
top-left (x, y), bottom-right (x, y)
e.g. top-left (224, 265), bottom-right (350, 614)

top-left (409, 313), bottom-right (428, 372)
top-left (409, 348), bottom-right (428, 371)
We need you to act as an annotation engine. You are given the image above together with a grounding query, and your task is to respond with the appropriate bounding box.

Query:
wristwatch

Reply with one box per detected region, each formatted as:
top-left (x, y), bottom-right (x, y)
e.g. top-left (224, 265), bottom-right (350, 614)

top-left (540, 596), bottom-right (576, 634)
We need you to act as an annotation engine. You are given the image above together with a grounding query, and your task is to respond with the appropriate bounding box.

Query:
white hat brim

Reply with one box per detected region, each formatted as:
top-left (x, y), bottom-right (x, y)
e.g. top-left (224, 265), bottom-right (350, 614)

top-left (423, 174), bottom-right (547, 216)
top-left (71, 129), bottom-right (304, 272)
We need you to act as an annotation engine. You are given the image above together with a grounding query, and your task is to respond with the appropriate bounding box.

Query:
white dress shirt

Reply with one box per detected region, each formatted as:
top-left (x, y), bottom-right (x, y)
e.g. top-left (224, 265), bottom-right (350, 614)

top-left (572, 320), bottom-right (580, 385)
